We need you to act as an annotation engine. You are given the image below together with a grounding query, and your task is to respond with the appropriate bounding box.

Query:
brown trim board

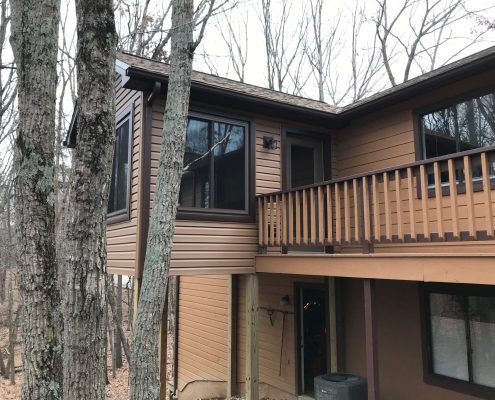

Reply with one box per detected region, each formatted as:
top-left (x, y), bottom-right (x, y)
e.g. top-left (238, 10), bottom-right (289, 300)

top-left (137, 81), bottom-right (161, 278)
top-left (255, 253), bottom-right (495, 285)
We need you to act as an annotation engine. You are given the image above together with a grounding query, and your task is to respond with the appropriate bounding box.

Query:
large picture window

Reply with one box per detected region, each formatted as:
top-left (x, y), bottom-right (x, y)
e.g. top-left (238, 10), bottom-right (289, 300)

top-left (421, 91), bottom-right (495, 158)
top-left (421, 283), bottom-right (495, 397)
top-left (108, 111), bottom-right (132, 223)
top-left (179, 113), bottom-right (248, 215)
top-left (420, 91), bottom-right (495, 186)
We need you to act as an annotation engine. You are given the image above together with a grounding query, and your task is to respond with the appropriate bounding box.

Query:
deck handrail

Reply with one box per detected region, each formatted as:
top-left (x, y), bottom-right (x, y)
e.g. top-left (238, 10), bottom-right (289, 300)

top-left (256, 144), bottom-right (495, 199)
top-left (257, 145), bottom-right (495, 250)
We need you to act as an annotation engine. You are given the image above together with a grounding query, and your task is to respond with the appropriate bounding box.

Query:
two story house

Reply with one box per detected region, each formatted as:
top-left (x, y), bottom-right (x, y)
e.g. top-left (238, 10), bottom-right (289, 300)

top-left (67, 45), bottom-right (495, 400)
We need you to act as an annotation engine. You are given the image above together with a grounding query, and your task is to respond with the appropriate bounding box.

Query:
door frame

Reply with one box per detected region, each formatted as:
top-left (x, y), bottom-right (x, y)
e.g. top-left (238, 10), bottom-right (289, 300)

top-left (281, 126), bottom-right (333, 191)
top-left (293, 281), bottom-right (331, 396)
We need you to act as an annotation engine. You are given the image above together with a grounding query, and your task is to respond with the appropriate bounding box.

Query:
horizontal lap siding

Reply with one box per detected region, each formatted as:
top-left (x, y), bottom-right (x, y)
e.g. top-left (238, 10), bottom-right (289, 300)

top-left (339, 70), bottom-right (495, 255)
top-left (107, 75), bottom-right (142, 276)
top-left (147, 107), bottom-right (286, 274)
top-left (237, 273), bottom-right (325, 395)
top-left (177, 275), bottom-right (229, 391)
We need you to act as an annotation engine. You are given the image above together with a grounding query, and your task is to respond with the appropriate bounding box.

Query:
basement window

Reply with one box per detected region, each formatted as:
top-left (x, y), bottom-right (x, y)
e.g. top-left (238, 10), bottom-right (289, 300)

top-left (107, 108), bottom-right (132, 224)
top-left (420, 283), bottom-right (495, 398)
top-left (178, 112), bottom-right (249, 219)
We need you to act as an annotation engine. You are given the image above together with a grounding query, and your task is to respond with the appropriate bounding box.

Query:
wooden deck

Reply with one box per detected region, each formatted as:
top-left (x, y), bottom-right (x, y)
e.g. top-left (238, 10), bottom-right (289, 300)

top-left (258, 145), bottom-right (495, 252)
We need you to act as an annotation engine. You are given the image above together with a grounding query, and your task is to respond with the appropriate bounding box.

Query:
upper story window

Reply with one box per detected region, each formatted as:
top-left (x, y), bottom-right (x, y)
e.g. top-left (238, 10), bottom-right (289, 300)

top-left (421, 91), bottom-right (495, 157)
top-left (420, 90), bottom-right (495, 185)
top-left (421, 283), bottom-right (495, 397)
top-left (108, 108), bottom-right (132, 224)
top-left (179, 112), bottom-right (249, 216)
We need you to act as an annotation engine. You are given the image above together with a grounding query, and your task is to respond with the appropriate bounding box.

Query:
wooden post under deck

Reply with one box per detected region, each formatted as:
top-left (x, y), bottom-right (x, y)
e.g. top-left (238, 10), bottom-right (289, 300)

top-left (227, 274), bottom-right (238, 397)
top-left (246, 274), bottom-right (259, 400)
top-left (364, 278), bottom-right (379, 400)
top-left (159, 282), bottom-right (169, 400)
top-left (328, 277), bottom-right (338, 373)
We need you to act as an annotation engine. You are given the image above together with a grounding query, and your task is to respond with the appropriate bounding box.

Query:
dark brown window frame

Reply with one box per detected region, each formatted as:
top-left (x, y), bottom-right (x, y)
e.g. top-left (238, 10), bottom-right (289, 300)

top-left (177, 106), bottom-right (256, 223)
top-left (413, 83), bottom-right (495, 199)
top-left (107, 104), bottom-right (133, 225)
top-left (419, 282), bottom-right (495, 398)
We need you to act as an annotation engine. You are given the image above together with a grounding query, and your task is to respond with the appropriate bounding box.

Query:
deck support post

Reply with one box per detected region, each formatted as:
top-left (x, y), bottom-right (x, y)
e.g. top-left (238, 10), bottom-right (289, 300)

top-left (364, 278), bottom-right (379, 400)
top-left (159, 281), bottom-right (169, 400)
top-left (328, 277), bottom-right (338, 372)
top-left (246, 274), bottom-right (259, 400)
top-left (228, 274), bottom-right (238, 397)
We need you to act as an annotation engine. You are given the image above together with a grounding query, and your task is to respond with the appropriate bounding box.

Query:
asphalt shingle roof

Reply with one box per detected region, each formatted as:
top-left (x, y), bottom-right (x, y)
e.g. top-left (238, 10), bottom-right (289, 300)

top-left (117, 45), bottom-right (495, 116)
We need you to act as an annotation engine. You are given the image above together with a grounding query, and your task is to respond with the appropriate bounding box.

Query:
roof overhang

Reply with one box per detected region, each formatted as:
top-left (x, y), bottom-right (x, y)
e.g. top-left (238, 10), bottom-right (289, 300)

top-left (118, 64), bottom-right (349, 130)
top-left (116, 46), bottom-right (495, 128)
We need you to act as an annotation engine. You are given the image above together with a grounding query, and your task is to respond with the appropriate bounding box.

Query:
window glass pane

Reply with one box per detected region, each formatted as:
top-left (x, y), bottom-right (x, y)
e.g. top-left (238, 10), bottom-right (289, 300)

top-left (457, 95), bottom-right (495, 151)
top-left (457, 95), bottom-right (495, 180)
top-left (469, 296), bottom-right (495, 388)
top-left (213, 122), bottom-right (245, 210)
top-left (291, 145), bottom-right (315, 188)
top-left (422, 107), bottom-right (457, 159)
top-left (180, 118), bottom-right (210, 208)
top-left (429, 293), bottom-right (469, 381)
top-left (108, 119), bottom-right (130, 214)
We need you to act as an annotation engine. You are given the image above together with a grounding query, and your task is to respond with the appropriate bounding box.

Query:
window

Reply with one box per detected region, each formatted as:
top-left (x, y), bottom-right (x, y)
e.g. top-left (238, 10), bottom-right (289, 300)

top-left (179, 112), bottom-right (249, 216)
top-left (108, 110), bottom-right (132, 223)
top-left (421, 283), bottom-right (495, 397)
top-left (420, 90), bottom-right (495, 186)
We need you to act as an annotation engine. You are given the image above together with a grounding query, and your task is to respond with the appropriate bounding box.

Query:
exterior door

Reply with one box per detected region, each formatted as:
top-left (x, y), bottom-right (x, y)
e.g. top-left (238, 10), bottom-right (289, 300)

top-left (296, 284), bottom-right (329, 396)
top-left (285, 133), bottom-right (325, 253)
top-left (285, 134), bottom-right (324, 190)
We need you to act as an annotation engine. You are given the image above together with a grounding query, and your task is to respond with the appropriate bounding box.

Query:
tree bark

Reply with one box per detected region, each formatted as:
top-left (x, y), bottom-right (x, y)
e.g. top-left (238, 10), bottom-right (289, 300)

top-left (130, 1), bottom-right (195, 399)
top-left (115, 275), bottom-right (123, 368)
top-left (9, 0), bottom-right (63, 398)
top-left (59, 1), bottom-right (117, 399)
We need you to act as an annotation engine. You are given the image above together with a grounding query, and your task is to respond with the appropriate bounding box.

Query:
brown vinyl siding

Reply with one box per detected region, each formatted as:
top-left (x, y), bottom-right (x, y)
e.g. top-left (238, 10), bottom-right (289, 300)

top-left (107, 74), bottom-right (142, 276)
top-left (177, 275), bottom-right (229, 391)
top-left (237, 274), bottom-right (325, 395)
top-left (149, 99), bottom-right (260, 275)
top-left (338, 70), bottom-right (495, 255)
top-left (256, 119), bottom-right (282, 195)
top-left (343, 278), bottom-right (481, 400)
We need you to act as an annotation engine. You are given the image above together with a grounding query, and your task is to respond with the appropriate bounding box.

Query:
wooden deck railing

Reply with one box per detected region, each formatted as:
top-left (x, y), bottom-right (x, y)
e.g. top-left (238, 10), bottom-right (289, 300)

top-left (257, 145), bottom-right (495, 251)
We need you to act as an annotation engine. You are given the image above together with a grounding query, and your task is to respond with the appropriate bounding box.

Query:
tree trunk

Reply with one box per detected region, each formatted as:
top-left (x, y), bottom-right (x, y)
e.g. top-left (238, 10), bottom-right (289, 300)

top-left (9, 0), bottom-right (63, 398)
top-left (8, 279), bottom-right (14, 385)
top-left (115, 275), bottom-right (123, 368)
top-left (108, 306), bottom-right (116, 379)
top-left (0, 346), bottom-right (5, 378)
top-left (130, 1), bottom-right (194, 399)
top-left (127, 276), bottom-right (134, 331)
top-left (107, 276), bottom-right (132, 366)
top-left (59, 1), bottom-right (117, 399)
top-left (0, 267), bottom-right (5, 303)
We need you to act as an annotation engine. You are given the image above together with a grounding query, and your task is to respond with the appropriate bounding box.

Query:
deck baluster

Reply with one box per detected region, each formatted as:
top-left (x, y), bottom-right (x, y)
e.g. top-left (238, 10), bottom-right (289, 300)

top-left (481, 152), bottom-right (494, 239)
top-left (433, 162), bottom-right (445, 240)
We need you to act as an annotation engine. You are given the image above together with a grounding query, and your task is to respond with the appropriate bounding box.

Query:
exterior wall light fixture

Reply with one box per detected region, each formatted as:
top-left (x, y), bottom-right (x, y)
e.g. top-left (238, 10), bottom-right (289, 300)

top-left (280, 295), bottom-right (290, 307)
top-left (263, 136), bottom-right (279, 150)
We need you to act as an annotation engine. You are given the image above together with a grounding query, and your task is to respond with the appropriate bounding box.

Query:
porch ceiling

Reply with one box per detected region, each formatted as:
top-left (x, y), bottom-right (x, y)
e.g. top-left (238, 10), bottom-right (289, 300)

top-left (255, 253), bottom-right (495, 285)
